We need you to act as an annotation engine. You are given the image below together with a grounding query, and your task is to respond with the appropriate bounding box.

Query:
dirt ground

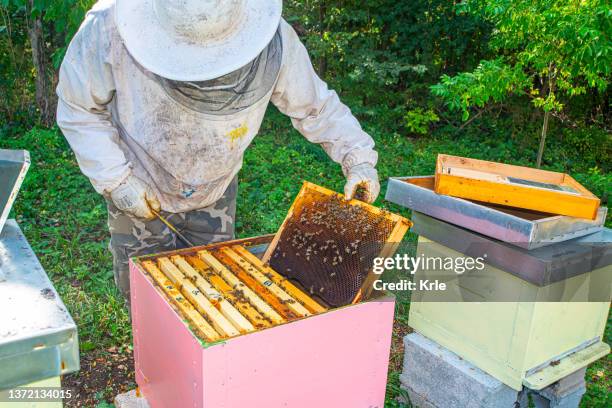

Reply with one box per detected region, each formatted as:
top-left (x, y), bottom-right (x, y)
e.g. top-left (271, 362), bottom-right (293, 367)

top-left (63, 347), bottom-right (135, 407)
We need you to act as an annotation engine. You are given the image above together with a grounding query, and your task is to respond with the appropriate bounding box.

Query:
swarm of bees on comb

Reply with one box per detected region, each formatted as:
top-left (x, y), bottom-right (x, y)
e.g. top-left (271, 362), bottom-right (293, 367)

top-left (264, 183), bottom-right (410, 307)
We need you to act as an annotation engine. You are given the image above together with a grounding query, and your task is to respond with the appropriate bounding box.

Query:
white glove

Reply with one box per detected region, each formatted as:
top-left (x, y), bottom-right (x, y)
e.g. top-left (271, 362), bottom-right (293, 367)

top-left (110, 174), bottom-right (161, 220)
top-left (344, 163), bottom-right (380, 204)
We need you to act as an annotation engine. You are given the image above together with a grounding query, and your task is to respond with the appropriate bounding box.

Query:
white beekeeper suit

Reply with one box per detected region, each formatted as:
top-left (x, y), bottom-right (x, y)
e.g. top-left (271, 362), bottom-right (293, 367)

top-left (56, 0), bottom-right (380, 220)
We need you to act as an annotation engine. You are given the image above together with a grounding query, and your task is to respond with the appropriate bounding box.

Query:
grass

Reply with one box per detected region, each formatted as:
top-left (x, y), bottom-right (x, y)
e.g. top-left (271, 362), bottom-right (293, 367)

top-left (1, 105), bottom-right (610, 407)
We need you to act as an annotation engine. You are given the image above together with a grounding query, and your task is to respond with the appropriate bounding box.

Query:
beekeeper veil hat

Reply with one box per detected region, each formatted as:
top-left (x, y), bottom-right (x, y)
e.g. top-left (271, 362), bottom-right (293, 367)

top-left (115, 0), bottom-right (283, 82)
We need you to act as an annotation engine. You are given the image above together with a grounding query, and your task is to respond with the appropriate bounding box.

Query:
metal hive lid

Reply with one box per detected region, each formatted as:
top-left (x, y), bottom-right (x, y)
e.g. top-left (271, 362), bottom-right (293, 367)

top-left (0, 149), bottom-right (30, 235)
top-left (262, 182), bottom-right (411, 307)
top-left (0, 220), bottom-right (79, 389)
top-left (412, 211), bottom-right (612, 286)
top-left (385, 176), bottom-right (607, 250)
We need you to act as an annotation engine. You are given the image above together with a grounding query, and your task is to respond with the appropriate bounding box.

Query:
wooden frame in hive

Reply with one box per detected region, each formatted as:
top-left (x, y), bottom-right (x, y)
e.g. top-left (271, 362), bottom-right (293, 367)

top-left (135, 236), bottom-right (328, 343)
top-left (262, 181), bottom-right (412, 306)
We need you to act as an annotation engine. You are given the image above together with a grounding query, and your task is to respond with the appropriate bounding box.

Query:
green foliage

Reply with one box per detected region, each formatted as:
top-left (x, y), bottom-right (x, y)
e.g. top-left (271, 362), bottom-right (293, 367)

top-left (0, 5), bottom-right (34, 122)
top-left (432, 58), bottom-right (529, 120)
top-left (1, 0), bottom-right (94, 66)
top-left (0, 0), bottom-right (94, 123)
top-left (433, 0), bottom-right (611, 118)
top-left (44, 0), bottom-right (96, 67)
top-left (404, 107), bottom-right (439, 135)
top-left (285, 1), bottom-right (491, 104)
top-left (561, 125), bottom-right (612, 165)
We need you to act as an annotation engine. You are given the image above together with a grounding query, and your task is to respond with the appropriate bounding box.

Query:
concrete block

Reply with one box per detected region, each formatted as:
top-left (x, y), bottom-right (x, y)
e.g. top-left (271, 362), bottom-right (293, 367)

top-left (400, 332), bottom-right (519, 408)
top-left (526, 368), bottom-right (586, 408)
top-left (114, 389), bottom-right (150, 408)
top-left (530, 388), bottom-right (585, 408)
top-left (540, 368), bottom-right (586, 397)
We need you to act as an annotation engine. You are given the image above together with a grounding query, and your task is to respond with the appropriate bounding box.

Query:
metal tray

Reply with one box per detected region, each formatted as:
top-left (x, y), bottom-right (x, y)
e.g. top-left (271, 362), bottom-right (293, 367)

top-left (386, 176), bottom-right (607, 250)
top-left (0, 220), bottom-right (79, 390)
top-left (0, 149), bottom-right (30, 235)
top-left (412, 211), bottom-right (612, 286)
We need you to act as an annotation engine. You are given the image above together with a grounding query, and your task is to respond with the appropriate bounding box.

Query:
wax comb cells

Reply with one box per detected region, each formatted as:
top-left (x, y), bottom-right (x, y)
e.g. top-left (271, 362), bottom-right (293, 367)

top-left (264, 182), bottom-right (411, 307)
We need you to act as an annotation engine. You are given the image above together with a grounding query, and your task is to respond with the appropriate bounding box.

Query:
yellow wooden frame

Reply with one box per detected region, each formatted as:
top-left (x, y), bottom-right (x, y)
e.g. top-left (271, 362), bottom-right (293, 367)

top-left (220, 247), bottom-right (312, 317)
top-left (214, 250), bottom-right (299, 320)
top-left (157, 257), bottom-right (240, 338)
top-left (185, 255), bottom-right (272, 329)
top-left (140, 261), bottom-right (220, 342)
top-left (261, 181), bottom-right (412, 303)
top-left (170, 255), bottom-right (256, 333)
top-left (435, 154), bottom-right (600, 220)
top-left (134, 222), bottom-right (352, 342)
top-left (230, 245), bottom-right (328, 314)
top-left (198, 250), bottom-right (285, 325)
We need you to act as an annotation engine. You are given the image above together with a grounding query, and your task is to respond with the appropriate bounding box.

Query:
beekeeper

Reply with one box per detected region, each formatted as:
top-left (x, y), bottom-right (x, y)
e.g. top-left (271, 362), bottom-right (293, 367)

top-left (56, 0), bottom-right (380, 301)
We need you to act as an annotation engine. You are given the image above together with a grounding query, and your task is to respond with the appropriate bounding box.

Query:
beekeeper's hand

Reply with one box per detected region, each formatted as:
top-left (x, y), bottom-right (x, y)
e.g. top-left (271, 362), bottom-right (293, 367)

top-left (110, 174), bottom-right (161, 220)
top-left (344, 163), bottom-right (380, 204)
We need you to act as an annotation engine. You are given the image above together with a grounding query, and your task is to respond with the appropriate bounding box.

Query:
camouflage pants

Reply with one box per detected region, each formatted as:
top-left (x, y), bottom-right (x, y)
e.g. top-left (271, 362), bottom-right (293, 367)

top-left (107, 178), bottom-right (237, 302)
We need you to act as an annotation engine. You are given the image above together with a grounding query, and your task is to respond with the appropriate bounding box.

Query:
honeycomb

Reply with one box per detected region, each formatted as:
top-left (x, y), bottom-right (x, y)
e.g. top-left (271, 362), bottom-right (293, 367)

top-left (264, 182), bottom-right (411, 307)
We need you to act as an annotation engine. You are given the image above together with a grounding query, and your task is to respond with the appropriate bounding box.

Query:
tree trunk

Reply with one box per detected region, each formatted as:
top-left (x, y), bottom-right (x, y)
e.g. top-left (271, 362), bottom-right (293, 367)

top-left (28, 6), bottom-right (55, 126)
top-left (536, 110), bottom-right (550, 168)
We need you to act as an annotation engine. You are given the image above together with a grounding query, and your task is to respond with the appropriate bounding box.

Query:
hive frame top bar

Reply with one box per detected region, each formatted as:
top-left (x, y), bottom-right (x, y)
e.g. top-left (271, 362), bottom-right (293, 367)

top-left (134, 234), bottom-right (276, 262)
top-left (262, 181), bottom-right (409, 263)
top-left (133, 231), bottom-right (340, 339)
top-left (434, 154), bottom-right (601, 220)
top-left (262, 181), bottom-right (411, 304)
top-left (0, 149), bottom-right (30, 235)
top-left (386, 176), bottom-right (607, 250)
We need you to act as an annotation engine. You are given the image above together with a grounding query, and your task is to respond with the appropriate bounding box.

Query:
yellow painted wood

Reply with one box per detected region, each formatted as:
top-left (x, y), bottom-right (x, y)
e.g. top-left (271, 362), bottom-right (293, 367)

top-left (298, 181), bottom-right (408, 223)
top-left (523, 342), bottom-right (610, 389)
top-left (198, 250), bottom-right (285, 324)
top-left (231, 245), bottom-right (328, 314)
top-left (435, 154), bottom-right (600, 220)
top-left (213, 250), bottom-right (298, 320)
top-left (185, 256), bottom-right (273, 329)
top-left (140, 261), bottom-right (220, 341)
top-left (261, 180), bottom-right (412, 305)
top-left (262, 180), bottom-right (411, 263)
top-left (170, 255), bottom-right (255, 333)
top-left (221, 247), bottom-right (312, 317)
top-left (437, 154), bottom-right (566, 183)
top-left (408, 237), bottom-right (611, 390)
top-left (157, 257), bottom-right (240, 338)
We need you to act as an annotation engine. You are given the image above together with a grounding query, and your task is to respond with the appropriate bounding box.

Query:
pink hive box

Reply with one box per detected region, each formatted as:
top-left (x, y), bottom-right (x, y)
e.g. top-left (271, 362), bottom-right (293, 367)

top-left (129, 240), bottom-right (396, 408)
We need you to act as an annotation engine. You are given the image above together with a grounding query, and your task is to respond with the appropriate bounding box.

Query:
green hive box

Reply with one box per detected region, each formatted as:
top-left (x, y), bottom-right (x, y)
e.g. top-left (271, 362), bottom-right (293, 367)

top-left (408, 212), bottom-right (611, 391)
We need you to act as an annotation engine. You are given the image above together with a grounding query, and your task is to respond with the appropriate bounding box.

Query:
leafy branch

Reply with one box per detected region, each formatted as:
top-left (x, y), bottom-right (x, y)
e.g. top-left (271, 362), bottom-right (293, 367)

top-left (431, 0), bottom-right (611, 167)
